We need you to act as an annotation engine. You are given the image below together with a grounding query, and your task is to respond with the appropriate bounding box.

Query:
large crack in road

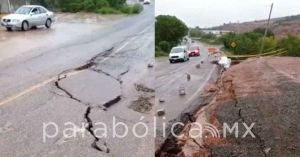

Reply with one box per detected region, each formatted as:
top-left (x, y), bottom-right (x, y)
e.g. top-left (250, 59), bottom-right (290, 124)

top-left (52, 46), bottom-right (131, 153)
top-left (48, 27), bottom-right (149, 154)
top-left (84, 106), bottom-right (110, 153)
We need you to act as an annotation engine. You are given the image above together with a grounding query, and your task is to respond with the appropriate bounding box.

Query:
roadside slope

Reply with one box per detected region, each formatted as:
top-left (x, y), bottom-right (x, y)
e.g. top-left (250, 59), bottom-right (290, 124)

top-left (174, 57), bottom-right (300, 157)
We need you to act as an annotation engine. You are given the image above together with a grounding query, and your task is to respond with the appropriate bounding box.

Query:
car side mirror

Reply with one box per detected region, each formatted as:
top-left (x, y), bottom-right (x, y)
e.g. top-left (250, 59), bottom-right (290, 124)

top-left (29, 12), bottom-right (34, 16)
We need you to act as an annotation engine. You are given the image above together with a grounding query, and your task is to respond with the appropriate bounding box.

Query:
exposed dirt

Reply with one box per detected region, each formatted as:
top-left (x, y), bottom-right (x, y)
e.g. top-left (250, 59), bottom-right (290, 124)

top-left (135, 83), bottom-right (155, 93)
top-left (129, 83), bottom-right (155, 113)
top-left (129, 96), bottom-right (154, 113)
top-left (158, 57), bottom-right (300, 157)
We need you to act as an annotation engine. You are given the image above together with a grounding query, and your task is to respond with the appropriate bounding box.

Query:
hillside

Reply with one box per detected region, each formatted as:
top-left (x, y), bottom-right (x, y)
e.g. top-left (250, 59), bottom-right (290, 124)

top-left (212, 15), bottom-right (300, 38)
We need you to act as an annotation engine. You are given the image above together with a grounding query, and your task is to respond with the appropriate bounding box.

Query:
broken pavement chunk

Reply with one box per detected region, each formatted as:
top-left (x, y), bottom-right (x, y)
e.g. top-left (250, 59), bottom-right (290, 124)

top-left (205, 84), bottom-right (218, 93)
top-left (157, 108), bottom-right (165, 116)
top-left (179, 86), bottom-right (186, 96)
top-left (147, 63), bottom-right (154, 68)
top-left (135, 83), bottom-right (155, 93)
top-left (159, 98), bottom-right (165, 103)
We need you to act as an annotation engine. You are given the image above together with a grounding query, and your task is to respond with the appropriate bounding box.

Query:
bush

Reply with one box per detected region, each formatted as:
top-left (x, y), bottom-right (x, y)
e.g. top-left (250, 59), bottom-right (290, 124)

top-left (277, 35), bottom-right (300, 57)
top-left (158, 41), bottom-right (171, 52)
top-left (131, 4), bottom-right (143, 14)
top-left (120, 5), bottom-right (131, 14)
top-left (108, 0), bottom-right (126, 8)
top-left (97, 7), bottom-right (120, 14)
top-left (190, 28), bottom-right (203, 37)
top-left (120, 4), bottom-right (143, 14)
top-left (94, 0), bottom-right (109, 8)
top-left (253, 27), bottom-right (274, 37)
top-left (30, 0), bottom-right (129, 14)
top-left (155, 51), bottom-right (169, 57)
top-left (68, 3), bottom-right (83, 12)
top-left (82, 0), bottom-right (96, 12)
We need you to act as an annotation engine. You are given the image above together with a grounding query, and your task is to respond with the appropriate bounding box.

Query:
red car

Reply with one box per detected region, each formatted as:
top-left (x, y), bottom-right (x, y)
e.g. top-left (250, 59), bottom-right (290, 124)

top-left (188, 45), bottom-right (200, 57)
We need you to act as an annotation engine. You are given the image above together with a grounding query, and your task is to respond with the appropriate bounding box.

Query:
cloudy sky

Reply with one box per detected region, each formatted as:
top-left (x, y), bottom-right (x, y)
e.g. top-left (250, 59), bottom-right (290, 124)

top-left (155, 0), bottom-right (300, 27)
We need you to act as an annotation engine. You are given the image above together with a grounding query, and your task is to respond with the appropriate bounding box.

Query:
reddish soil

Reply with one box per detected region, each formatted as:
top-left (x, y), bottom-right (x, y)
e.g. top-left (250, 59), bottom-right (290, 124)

top-left (161, 57), bottom-right (300, 157)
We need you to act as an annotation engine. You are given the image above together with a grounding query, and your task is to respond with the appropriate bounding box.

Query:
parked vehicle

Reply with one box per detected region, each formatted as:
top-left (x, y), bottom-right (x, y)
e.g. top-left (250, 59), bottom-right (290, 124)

top-left (144, 0), bottom-right (151, 4)
top-left (169, 46), bottom-right (190, 63)
top-left (1, 5), bottom-right (54, 31)
top-left (188, 45), bottom-right (200, 57)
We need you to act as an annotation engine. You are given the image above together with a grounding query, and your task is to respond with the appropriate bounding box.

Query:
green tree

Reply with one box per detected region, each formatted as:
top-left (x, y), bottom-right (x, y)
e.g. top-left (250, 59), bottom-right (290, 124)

top-left (108, 0), bottom-right (126, 8)
top-left (190, 27), bottom-right (203, 37)
top-left (155, 15), bottom-right (188, 51)
top-left (253, 27), bottom-right (274, 37)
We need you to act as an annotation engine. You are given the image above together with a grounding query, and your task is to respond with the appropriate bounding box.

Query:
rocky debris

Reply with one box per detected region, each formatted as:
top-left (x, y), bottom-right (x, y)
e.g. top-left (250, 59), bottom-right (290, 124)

top-left (135, 83), bottom-right (155, 93)
top-left (195, 64), bottom-right (201, 69)
top-left (186, 73), bottom-right (191, 82)
top-left (201, 61), bottom-right (204, 64)
top-left (157, 108), bottom-right (165, 116)
top-left (129, 96), bottom-right (153, 113)
top-left (179, 86), bottom-right (186, 96)
top-left (205, 84), bottom-right (218, 93)
top-left (210, 60), bottom-right (218, 65)
top-left (158, 98), bottom-right (166, 103)
top-left (148, 63), bottom-right (154, 68)
top-left (159, 98), bottom-right (165, 103)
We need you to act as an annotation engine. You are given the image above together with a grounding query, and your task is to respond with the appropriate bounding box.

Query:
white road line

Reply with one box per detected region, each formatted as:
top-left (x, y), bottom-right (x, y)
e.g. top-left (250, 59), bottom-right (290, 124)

top-left (185, 65), bottom-right (217, 105)
top-left (0, 25), bottom-right (152, 107)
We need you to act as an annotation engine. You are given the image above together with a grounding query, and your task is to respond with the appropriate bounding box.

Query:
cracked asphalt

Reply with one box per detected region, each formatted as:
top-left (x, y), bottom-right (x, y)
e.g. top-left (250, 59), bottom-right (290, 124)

top-left (0, 3), bottom-right (155, 157)
top-left (155, 42), bottom-right (220, 149)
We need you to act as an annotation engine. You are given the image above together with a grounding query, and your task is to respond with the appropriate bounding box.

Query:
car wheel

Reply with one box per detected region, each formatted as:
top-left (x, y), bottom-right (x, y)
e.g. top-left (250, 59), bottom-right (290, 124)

top-left (45, 19), bottom-right (52, 28)
top-left (6, 27), bottom-right (12, 31)
top-left (21, 21), bottom-right (29, 31)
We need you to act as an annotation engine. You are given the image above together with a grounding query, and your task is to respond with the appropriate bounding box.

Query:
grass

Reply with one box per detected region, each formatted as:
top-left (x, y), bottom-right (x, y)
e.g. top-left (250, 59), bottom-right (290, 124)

top-left (155, 51), bottom-right (169, 57)
top-left (196, 38), bottom-right (222, 45)
top-left (96, 7), bottom-right (121, 14)
top-left (96, 4), bottom-right (144, 14)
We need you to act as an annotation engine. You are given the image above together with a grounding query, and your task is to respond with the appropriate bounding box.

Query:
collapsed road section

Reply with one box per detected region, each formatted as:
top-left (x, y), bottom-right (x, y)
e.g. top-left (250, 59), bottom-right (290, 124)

top-left (157, 57), bottom-right (300, 157)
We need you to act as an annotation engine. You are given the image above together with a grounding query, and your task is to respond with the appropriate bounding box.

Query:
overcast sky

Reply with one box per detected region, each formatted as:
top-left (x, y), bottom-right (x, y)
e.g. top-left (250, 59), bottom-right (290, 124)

top-left (155, 0), bottom-right (300, 27)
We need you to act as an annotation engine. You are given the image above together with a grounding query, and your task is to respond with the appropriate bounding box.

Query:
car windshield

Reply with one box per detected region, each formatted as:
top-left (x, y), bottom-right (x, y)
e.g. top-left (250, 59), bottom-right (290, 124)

top-left (189, 46), bottom-right (199, 50)
top-left (171, 48), bottom-right (184, 53)
top-left (15, 7), bottom-right (32, 15)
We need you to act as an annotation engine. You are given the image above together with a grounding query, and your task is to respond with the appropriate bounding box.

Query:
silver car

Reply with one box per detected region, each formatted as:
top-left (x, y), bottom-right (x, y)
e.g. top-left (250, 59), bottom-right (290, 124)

top-left (1, 5), bottom-right (54, 31)
top-left (169, 46), bottom-right (190, 63)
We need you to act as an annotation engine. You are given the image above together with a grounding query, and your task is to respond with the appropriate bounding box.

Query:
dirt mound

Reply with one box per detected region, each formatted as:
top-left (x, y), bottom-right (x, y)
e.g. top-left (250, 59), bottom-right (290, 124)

top-left (160, 57), bottom-right (300, 157)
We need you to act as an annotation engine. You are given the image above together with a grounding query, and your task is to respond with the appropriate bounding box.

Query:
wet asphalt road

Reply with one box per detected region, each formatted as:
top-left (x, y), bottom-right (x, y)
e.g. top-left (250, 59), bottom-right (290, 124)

top-left (0, 4), bottom-right (154, 157)
top-left (155, 42), bottom-right (219, 143)
top-left (155, 42), bottom-right (217, 121)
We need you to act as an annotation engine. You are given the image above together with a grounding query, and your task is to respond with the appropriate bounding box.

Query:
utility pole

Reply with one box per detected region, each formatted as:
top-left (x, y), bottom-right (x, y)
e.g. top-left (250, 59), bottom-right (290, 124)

top-left (259, 3), bottom-right (274, 56)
